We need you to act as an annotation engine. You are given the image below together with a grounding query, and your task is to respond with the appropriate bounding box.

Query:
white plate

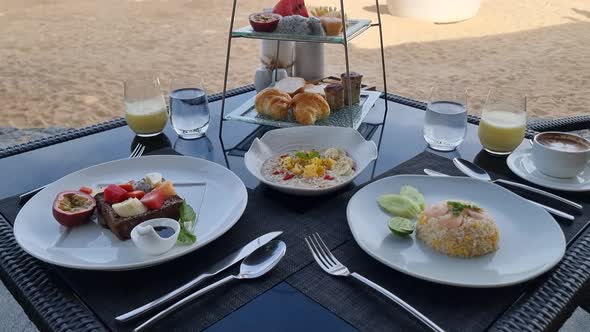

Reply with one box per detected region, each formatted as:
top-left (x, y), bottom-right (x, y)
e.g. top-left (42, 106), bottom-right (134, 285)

top-left (14, 156), bottom-right (248, 271)
top-left (507, 146), bottom-right (590, 192)
top-left (347, 175), bottom-right (565, 287)
top-left (245, 126), bottom-right (378, 196)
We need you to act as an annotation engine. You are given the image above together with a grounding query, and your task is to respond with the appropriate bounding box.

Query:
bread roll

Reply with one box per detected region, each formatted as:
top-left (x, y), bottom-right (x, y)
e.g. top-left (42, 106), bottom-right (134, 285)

top-left (254, 88), bottom-right (292, 120)
top-left (291, 92), bottom-right (330, 125)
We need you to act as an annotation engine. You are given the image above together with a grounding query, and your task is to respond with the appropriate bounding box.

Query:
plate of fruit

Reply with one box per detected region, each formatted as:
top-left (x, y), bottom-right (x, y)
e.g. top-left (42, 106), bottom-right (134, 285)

top-left (13, 155), bottom-right (247, 270)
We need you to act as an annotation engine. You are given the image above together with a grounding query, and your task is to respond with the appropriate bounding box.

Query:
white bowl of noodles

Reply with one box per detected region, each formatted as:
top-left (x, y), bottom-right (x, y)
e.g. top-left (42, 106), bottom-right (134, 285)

top-left (245, 126), bottom-right (378, 196)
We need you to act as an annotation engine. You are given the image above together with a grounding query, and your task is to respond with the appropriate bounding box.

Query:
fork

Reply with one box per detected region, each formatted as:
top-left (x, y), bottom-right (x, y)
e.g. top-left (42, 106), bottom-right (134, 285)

top-left (18, 143), bottom-right (146, 204)
top-left (305, 233), bottom-right (445, 332)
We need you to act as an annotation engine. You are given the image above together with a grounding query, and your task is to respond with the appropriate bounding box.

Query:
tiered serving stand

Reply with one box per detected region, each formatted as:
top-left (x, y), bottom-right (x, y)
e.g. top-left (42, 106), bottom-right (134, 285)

top-left (218, 0), bottom-right (390, 146)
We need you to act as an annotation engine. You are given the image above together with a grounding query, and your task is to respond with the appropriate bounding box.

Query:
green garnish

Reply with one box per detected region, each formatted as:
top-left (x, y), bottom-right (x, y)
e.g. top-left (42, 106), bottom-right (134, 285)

top-left (179, 201), bottom-right (197, 222)
top-left (177, 201), bottom-right (197, 245)
top-left (388, 217), bottom-right (416, 236)
top-left (295, 150), bottom-right (320, 160)
top-left (447, 201), bottom-right (481, 216)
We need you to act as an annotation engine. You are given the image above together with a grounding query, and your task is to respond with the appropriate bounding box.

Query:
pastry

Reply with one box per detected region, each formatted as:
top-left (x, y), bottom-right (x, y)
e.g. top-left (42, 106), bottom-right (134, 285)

top-left (255, 88), bottom-right (292, 120)
top-left (340, 72), bottom-right (363, 105)
top-left (324, 83), bottom-right (344, 110)
top-left (292, 92), bottom-right (330, 125)
top-left (274, 77), bottom-right (306, 96)
top-left (319, 16), bottom-right (343, 36)
top-left (95, 193), bottom-right (183, 241)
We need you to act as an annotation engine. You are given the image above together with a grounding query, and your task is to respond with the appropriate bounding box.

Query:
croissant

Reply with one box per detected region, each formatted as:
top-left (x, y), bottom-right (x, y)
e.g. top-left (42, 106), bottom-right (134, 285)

top-left (291, 92), bottom-right (330, 125)
top-left (255, 88), bottom-right (292, 120)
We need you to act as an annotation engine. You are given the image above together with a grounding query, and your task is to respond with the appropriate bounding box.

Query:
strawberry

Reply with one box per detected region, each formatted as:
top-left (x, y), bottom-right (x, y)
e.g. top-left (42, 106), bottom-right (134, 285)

top-left (104, 184), bottom-right (128, 204)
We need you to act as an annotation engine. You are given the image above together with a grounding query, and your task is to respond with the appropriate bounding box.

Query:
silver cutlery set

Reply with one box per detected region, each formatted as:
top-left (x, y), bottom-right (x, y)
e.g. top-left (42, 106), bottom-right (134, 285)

top-left (120, 230), bottom-right (445, 332)
top-left (117, 231), bottom-right (283, 331)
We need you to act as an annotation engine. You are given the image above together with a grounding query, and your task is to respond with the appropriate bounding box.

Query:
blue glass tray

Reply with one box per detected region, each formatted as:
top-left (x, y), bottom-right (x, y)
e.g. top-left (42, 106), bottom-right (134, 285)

top-left (232, 19), bottom-right (372, 44)
top-left (224, 90), bottom-right (381, 129)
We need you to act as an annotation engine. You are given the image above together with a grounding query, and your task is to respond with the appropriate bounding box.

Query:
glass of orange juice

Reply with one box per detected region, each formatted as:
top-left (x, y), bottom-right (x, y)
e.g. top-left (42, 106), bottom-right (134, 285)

top-left (478, 88), bottom-right (527, 155)
top-left (124, 78), bottom-right (168, 137)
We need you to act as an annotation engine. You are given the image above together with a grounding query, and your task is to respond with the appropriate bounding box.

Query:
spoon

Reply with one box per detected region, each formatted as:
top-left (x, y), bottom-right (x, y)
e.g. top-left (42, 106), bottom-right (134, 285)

top-left (134, 240), bottom-right (287, 332)
top-left (453, 158), bottom-right (582, 211)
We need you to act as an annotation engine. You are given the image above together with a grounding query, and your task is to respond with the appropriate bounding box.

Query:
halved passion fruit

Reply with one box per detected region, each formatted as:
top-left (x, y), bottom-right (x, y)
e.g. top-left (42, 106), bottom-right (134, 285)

top-left (249, 13), bottom-right (282, 33)
top-left (52, 191), bottom-right (96, 227)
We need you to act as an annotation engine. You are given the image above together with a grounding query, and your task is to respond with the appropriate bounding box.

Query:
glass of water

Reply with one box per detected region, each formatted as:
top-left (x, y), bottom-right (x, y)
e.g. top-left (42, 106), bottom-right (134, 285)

top-left (423, 85), bottom-right (468, 151)
top-left (169, 78), bottom-right (210, 139)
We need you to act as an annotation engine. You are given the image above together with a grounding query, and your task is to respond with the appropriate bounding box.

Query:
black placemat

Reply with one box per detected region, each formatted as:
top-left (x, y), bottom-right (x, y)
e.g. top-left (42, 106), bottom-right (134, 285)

top-left (1, 151), bottom-right (589, 332)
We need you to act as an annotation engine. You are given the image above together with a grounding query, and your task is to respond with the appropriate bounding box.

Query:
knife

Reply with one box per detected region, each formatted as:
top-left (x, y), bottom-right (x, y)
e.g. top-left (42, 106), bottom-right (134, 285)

top-left (423, 169), bottom-right (575, 221)
top-left (116, 231), bottom-right (283, 322)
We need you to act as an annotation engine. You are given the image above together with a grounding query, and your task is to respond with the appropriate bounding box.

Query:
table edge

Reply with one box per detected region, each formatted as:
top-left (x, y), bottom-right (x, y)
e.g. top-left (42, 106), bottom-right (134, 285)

top-left (491, 224), bottom-right (590, 332)
top-left (0, 213), bottom-right (107, 331)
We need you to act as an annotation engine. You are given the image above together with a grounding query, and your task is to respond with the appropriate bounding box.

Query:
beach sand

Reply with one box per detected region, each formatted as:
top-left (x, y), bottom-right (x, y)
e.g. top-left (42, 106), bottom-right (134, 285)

top-left (0, 0), bottom-right (589, 129)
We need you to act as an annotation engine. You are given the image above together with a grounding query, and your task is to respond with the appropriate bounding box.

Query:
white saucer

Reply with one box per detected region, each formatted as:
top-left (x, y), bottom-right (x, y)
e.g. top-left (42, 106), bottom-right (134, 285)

top-left (507, 146), bottom-right (590, 192)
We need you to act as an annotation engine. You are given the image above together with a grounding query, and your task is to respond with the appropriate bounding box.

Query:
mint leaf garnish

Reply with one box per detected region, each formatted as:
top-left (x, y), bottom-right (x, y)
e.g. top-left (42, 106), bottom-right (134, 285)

top-left (295, 150), bottom-right (320, 160)
top-left (177, 201), bottom-right (197, 245)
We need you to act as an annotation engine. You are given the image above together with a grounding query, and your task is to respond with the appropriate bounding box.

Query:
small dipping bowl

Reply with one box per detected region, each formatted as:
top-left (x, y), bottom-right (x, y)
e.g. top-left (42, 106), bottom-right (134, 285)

top-left (532, 131), bottom-right (590, 178)
top-left (131, 218), bottom-right (180, 256)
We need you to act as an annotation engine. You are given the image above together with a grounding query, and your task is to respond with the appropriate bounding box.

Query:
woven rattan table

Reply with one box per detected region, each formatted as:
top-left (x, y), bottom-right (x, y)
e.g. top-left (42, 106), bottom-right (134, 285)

top-left (1, 86), bottom-right (589, 332)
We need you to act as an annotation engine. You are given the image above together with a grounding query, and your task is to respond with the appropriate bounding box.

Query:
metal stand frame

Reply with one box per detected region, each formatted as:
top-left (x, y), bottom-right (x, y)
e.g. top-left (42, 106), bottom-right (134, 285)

top-left (218, 0), bottom-right (389, 170)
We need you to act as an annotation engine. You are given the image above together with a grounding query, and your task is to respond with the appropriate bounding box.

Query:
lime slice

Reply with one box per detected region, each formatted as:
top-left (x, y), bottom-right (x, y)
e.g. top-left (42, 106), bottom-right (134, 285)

top-left (388, 217), bottom-right (415, 236)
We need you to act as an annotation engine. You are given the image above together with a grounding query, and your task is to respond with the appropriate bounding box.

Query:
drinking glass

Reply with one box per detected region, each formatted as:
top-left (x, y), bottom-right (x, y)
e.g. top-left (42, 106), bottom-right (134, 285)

top-left (124, 78), bottom-right (168, 137)
top-left (169, 78), bottom-right (210, 139)
top-left (423, 86), bottom-right (468, 151)
top-left (478, 88), bottom-right (526, 155)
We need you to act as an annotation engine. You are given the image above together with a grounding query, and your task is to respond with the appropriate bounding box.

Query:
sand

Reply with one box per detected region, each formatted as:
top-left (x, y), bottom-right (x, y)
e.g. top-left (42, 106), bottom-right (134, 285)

top-left (0, 0), bottom-right (589, 129)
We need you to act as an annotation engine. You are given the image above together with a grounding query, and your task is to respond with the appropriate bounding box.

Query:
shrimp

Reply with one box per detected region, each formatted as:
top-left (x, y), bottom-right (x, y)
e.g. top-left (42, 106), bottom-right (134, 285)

top-left (438, 214), bottom-right (463, 228)
top-left (467, 209), bottom-right (490, 221)
top-left (424, 202), bottom-right (449, 218)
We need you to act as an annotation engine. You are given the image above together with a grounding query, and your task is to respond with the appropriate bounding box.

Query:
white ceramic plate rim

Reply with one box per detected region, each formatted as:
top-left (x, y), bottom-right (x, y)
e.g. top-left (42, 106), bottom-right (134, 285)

top-left (507, 147), bottom-right (590, 192)
top-left (347, 175), bottom-right (566, 287)
top-left (244, 126), bottom-right (378, 194)
top-left (13, 155), bottom-right (248, 270)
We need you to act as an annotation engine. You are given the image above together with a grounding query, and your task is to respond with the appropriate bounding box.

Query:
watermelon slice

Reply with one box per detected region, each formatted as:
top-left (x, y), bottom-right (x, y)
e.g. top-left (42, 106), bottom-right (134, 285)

top-left (273, 0), bottom-right (309, 17)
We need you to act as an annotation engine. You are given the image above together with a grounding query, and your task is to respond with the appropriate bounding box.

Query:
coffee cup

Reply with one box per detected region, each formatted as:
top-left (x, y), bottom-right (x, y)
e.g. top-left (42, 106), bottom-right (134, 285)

top-left (532, 132), bottom-right (590, 178)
